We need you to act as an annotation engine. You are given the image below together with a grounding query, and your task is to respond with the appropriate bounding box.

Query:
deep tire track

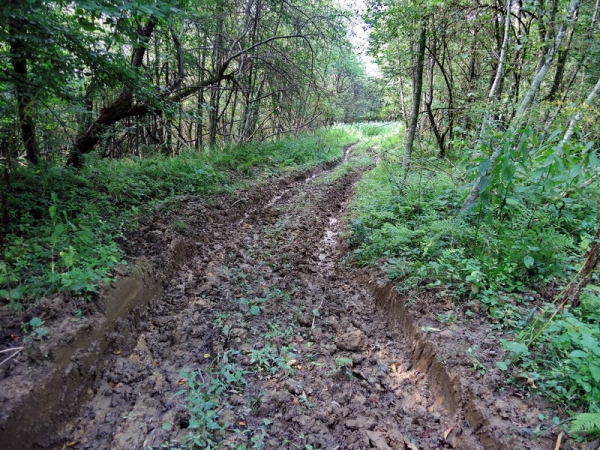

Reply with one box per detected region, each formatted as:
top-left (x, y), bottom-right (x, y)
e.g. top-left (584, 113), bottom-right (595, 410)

top-left (56, 158), bottom-right (477, 450)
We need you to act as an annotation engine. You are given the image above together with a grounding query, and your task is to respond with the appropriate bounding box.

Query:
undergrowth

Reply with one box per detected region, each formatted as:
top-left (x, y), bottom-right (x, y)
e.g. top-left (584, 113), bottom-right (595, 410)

top-left (1, 126), bottom-right (358, 308)
top-left (346, 123), bottom-right (600, 436)
top-left (512, 285), bottom-right (600, 412)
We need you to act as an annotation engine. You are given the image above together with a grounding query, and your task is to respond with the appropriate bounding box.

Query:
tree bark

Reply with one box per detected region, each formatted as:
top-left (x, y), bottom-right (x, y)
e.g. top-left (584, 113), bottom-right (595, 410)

top-left (515, 0), bottom-right (579, 118)
top-left (555, 76), bottom-right (600, 156)
top-left (67, 19), bottom-right (157, 167)
top-left (404, 19), bottom-right (427, 168)
top-left (479, 0), bottom-right (511, 138)
top-left (9, 20), bottom-right (39, 163)
top-left (545, 23), bottom-right (574, 101)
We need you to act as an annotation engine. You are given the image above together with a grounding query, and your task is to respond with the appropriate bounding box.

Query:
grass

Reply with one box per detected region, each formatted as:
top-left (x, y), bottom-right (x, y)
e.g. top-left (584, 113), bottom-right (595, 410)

top-left (1, 125), bottom-right (359, 308)
top-left (344, 123), bottom-right (600, 435)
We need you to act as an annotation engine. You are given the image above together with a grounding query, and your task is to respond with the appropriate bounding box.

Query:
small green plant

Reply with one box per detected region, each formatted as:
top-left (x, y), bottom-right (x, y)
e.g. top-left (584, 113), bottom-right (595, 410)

top-left (239, 295), bottom-right (269, 317)
top-left (326, 357), bottom-right (354, 379)
top-left (176, 352), bottom-right (248, 449)
top-left (172, 220), bottom-right (189, 233)
top-left (569, 412), bottom-right (600, 437)
top-left (249, 343), bottom-right (295, 376)
top-left (467, 346), bottom-right (487, 375)
top-left (27, 317), bottom-right (48, 339)
top-left (335, 357), bottom-right (353, 369)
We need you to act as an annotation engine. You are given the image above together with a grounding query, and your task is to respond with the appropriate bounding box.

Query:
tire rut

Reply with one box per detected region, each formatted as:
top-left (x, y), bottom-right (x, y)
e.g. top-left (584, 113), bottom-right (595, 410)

top-left (56, 157), bottom-right (477, 450)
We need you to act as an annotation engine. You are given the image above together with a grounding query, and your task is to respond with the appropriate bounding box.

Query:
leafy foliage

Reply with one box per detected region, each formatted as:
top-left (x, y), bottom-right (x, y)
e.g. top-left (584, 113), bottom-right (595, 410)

top-left (569, 412), bottom-right (600, 436)
top-left (348, 149), bottom-right (583, 295)
top-left (1, 126), bottom-right (357, 307)
top-left (511, 286), bottom-right (600, 412)
top-left (345, 122), bottom-right (600, 425)
top-left (177, 352), bottom-right (248, 449)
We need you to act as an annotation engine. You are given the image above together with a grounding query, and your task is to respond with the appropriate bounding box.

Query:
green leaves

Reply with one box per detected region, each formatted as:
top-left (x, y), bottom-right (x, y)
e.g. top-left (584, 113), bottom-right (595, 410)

top-left (495, 361), bottom-right (509, 371)
top-left (500, 339), bottom-right (530, 357)
top-left (29, 316), bottom-right (43, 328)
top-left (569, 413), bottom-right (600, 436)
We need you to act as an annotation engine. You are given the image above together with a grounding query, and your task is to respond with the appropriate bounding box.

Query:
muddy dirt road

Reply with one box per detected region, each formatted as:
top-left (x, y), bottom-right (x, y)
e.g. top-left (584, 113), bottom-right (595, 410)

top-left (2, 150), bottom-right (573, 450)
top-left (54, 153), bottom-right (474, 450)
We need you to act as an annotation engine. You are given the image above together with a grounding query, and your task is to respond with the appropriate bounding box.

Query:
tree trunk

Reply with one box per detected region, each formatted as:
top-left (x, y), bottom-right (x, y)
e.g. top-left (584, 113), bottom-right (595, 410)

top-left (478, 0), bottom-right (511, 139)
top-left (460, 0), bottom-right (580, 213)
top-left (545, 24), bottom-right (574, 101)
top-left (404, 19), bottom-right (427, 168)
top-left (67, 19), bottom-right (157, 167)
top-left (515, 0), bottom-right (579, 118)
top-left (555, 76), bottom-right (600, 156)
top-left (9, 20), bottom-right (39, 164)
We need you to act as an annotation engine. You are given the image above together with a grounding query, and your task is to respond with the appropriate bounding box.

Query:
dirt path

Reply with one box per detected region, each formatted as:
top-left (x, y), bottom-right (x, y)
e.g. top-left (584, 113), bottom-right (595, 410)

top-left (43, 152), bottom-right (483, 450)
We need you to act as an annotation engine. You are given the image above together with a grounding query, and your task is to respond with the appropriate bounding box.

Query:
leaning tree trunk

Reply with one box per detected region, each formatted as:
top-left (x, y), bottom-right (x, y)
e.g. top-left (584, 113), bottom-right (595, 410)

top-left (67, 19), bottom-right (156, 167)
top-left (555, 76), bottom-right (600, 156)
top-left (404, 19), bottom-right (427, 168)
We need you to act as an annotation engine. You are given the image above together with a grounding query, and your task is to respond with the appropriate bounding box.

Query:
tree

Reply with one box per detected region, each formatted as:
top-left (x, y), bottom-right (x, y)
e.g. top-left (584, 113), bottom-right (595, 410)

top-left (404, 18), bottom-right (427, 167)
top-left (0, 0), bottom-right (362, 166)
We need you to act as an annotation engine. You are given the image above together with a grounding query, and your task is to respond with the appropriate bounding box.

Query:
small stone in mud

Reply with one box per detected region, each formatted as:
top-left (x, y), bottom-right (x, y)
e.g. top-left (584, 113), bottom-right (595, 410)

top-left (239, 343), bottom-right (253, 353)
top-left (366, 430), bottom-right (392, 450)
top-left (284, 379), bottom-right (304, 395)
top-left (319, 342), bottom-right (337, 355)
top-left (292, 414), bottom-right (315, 429)
top-left (324, 315), bottom-right (338, 329)
top-left (351, 354), bottom-right (366, 365)
top-left (311, 327), bottom-right (323, 342)
top-left (297, 314), bottom-right (312, 327)
top-left (439, 330), bottom-right (454, 339)
top-left (495, 399), bottom-right (512, 419)
top-left (336, 328), bottom-right (368, 352)
top-left (228, 328), bottom-right (247, 339)
top-left (345, 415), bottom-right (377, 430)
top-left (386, 429), bottom-right (406, 450)
top-left (217, 409), bottom-right (235, 430)
top-left (352, 394), bottom-right (367, 405)
top-left (114, 265), bottom-right (129, 277)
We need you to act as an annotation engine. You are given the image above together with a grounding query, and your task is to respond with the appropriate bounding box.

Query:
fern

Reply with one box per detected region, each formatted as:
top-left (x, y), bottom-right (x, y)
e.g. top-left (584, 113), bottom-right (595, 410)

top-left (569, 413), bottom-right (600, 435)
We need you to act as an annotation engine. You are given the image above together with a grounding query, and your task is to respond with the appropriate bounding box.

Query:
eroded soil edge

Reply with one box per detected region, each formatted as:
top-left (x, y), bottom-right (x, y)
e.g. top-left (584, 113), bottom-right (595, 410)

top-left (0, 162), bottom-right (339, 450)
top-left (2, 152), bottom-right (558, 450)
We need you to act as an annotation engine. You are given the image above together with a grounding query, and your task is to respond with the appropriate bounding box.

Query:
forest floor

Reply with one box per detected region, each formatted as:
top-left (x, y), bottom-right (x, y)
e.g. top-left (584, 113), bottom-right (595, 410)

top-left (0, 146), bottom-right (592, 449)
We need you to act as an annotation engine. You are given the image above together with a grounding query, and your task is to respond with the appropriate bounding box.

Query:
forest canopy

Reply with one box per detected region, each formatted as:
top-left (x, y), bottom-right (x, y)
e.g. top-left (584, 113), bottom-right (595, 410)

top-left (0, 0), bottom-right (381, 165)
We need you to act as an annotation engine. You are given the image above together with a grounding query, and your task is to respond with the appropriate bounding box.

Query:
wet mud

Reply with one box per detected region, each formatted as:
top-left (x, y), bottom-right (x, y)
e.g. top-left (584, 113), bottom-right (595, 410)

top-left (0, 152), bottom-right (587, 449)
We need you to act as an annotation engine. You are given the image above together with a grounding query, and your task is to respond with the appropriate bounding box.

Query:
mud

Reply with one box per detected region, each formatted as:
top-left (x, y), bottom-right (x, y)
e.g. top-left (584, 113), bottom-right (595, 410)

top-left (0, 152), bottom-right (589, 449)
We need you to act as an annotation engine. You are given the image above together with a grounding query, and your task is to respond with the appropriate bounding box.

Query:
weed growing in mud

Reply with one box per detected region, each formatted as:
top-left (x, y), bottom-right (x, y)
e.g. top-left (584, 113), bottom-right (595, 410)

top-left (239, 297), bottom-right (263, 316)
top-left (249, 343), bottom-right (296, 376)
top-left (175, 352), bottom-right (248, 449)
top-left (261, 320), bottom-right (296, 340)
top-left (21, 316), bottom-right (48, 340)
top-left (505, 285), bottom-right (600, 414)
top-left (467, 346), bottom-right (488, 375)
top-left (172, 220), bottom-right (189, 233)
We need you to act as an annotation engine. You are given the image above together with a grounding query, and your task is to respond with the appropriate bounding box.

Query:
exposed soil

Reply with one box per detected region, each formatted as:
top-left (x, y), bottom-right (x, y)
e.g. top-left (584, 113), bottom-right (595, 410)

top-left (0, 150), bottom-right (593, 449)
